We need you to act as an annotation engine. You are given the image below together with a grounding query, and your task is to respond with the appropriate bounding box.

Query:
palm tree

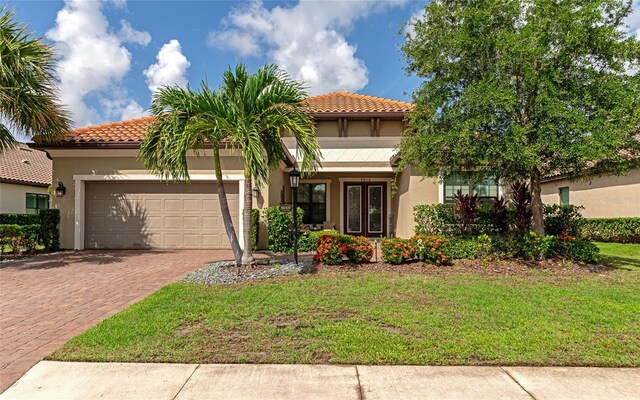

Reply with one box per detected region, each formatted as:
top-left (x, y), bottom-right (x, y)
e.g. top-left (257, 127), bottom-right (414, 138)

top-left (139, 84), bottom-right (244, 264)
top-left (216, 64), bottom-right (320, 265)
top-left (0, 6), bottom-right (70, 151)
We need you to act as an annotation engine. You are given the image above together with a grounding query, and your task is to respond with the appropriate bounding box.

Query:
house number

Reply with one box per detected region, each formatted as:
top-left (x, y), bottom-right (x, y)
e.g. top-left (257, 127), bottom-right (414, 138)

top-left (360, 178), bottom-right (372, 182)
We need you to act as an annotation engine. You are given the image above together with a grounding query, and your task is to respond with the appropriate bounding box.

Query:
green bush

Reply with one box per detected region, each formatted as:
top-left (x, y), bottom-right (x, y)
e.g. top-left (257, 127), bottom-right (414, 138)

top-left (519, 231), bottom-right (554, 261)
top-left (448, 236), bottom-right (481, 259)
top-left (38, 209), bottom-right (60, 251)
top-left (414, 204), bottom-right (459, 236)
top-left (578, 218), bottom-right (640, 243)
top-left (0, 214), bottom-right (39, 225)
top-left (0, 224), bottom-right (24, 255)
top-left (568, 239), bottom-right (601, 264)
top-left (21, 224), bottom-right (40, 253)
top-left (544, 204), bottom-right (584, 236)
top-left (264, 206), bottom-right (304, 253)
top-left (297, 233), bottom-right (317, 252)
top-left (250, 209), bottom-right (260, 251)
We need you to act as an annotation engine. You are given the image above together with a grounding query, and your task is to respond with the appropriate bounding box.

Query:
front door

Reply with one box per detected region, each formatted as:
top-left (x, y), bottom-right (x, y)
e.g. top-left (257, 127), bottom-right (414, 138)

top-left (344, 182), bottom-right (386, 237)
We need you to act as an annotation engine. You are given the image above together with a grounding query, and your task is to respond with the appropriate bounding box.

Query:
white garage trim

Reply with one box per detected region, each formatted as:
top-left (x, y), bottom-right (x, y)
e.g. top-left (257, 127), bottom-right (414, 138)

top-left (73, 173), bottom-right (244, 250)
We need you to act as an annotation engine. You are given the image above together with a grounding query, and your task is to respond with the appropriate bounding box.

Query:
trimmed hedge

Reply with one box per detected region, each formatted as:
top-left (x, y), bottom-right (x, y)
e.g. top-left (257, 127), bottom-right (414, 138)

top-left (0, 210), bottom-right (60, 251)
top-left (578, 218), bottom-right (640, 243)
top-left (264, 206), bottom-right (304, 253)
top-left (0, 224), bottom-right (40, 255)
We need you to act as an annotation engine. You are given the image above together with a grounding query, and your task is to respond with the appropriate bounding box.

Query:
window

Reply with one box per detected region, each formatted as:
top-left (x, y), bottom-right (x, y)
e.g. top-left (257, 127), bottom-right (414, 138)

top-left (443, 174), bottom-right (498, 203)
top-left (297, 183), bottom-right (326, 224)
top-left (26, 193), bottom-right (49, 215)
top-left (559, 187), bottom-right (570, 205)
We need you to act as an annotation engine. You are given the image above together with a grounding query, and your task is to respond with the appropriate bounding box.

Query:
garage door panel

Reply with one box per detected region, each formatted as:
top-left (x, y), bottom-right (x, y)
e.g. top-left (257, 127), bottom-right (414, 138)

top-left (85, 182), bottom-right (238, 249)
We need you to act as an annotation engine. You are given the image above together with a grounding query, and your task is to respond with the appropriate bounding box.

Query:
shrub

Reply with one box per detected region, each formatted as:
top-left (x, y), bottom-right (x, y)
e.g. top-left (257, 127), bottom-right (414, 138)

top-left (346, 236), bottom-right (373, 263)
top-left (264, 206), bottom-right (304, 253)
top-left (544, 204), bottom-right (584, 236)
top-left (491, 197), bottom-right (510, 235)
top-left (0, 214), bottom-right (39, 225)
top-left (297, 233), bottom-right (317, 252)
top-left (314, 235), bottom-right (346, 265)
top-left (414, 204), bottom-right (459, 236)
top-left (448, 236), bottom-right (480, 259)
top-left (511, 182), bottom-right (532, 235)
top-left (250, 209), bottom-right (260, 251)
top-left (519, 231), bottom-right (554, 260)
top-left (569, 239), bottom-right (601, 264)
top-left (411, 235), bottom-right (451, 265)
top-left (453, 191), bottom-right (479, 235)
top-left (578, 218), bottom-right (640, 243)
top-left (0, 224), bottom-right (24, 255)
top-left (21, 224), bottom-right (40, 253)
top-left (381, 238), bottom-right (414, 264)
top-left (39, 209), bottom-right (60, 251)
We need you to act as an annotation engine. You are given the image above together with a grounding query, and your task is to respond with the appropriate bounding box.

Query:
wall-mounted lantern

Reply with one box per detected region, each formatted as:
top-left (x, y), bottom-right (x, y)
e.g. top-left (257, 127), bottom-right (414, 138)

top-left (55, 182), bottom-right (67, 197)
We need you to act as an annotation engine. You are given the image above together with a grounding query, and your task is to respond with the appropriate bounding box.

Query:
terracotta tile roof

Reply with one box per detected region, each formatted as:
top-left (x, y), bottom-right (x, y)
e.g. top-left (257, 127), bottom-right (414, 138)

top-left (56, 92), bottom-right (412, 145)
top-left (305, 92), bottom-right (413, 114)
top-left (62, 116), bottom-right (155, 144)
top-left (0, 143), bottom-right (52, 187)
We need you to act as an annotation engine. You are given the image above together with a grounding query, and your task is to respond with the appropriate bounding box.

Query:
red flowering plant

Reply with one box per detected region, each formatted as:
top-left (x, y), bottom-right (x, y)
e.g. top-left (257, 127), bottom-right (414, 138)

top-left (346, 236), bottom-right (374, 263)
top-left (380, 238), bottom-right (415, 264)
top-left (411, 235), bottom-right (452, 266)
top-left (314, 235), bottom-right (346, 265)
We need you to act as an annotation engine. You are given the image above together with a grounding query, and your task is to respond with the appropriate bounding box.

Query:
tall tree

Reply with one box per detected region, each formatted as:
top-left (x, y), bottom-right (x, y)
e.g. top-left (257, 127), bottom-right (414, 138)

top-left (0, 6), bottom-right (70, 151)
top-left (139, 84), bottom-right (244, 264)
top-left (401, 0), bottom-right (640, 234)
top-left (216, 64), bottom-right (321, 265)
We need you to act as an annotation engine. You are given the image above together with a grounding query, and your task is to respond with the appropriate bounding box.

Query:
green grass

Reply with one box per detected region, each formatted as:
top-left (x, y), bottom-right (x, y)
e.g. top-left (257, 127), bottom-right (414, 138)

top-left (50, 269), bottom-right (640, 367)
top-left (596, 242), bottom-right (640, 271)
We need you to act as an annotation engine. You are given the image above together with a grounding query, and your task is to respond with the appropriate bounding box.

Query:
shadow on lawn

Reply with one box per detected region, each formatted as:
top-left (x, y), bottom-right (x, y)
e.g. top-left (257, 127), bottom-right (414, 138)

top-left (602, 255), bottom-right (640, 271)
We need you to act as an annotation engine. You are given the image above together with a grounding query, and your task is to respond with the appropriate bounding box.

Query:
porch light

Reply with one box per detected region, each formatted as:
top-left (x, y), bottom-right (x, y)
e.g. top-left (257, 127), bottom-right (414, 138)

top-left (252, 186), bottom-right (260, 198)
top-left (288, 167), bottom-right (300, 189)
top-left (55, 182), bottom-right (66, 197)
top-left (289, 166), bottom-right (301, 264)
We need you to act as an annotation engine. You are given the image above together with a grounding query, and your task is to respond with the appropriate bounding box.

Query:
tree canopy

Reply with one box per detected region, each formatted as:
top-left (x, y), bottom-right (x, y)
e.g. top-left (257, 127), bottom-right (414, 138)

top-left (400, 0), bottom-right (640, 233)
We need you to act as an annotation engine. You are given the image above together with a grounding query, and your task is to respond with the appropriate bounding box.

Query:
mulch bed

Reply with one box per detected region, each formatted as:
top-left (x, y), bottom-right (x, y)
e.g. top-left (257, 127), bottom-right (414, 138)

top-left (316, 258), bottom-right (615, 277)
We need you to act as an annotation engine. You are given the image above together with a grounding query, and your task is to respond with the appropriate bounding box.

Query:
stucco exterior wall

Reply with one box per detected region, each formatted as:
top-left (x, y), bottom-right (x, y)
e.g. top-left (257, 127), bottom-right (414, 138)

top-left (540, 169), bottom-right (640, 218)
top-left (394, 166), bottom-right (440, 238)
top-left (49, 149), bottom-right (247, 249)
top-left (315, 120), bottom-right (403, 137)
top-left (0, 182), bottom-right (49, 214)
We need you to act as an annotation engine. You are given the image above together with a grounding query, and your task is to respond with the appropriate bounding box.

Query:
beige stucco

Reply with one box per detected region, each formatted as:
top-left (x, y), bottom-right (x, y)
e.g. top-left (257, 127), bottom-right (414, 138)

top-left (0, 182), bottom-right (49, 214)
top-left (314, 120), bottom-right (403, 138)
top-left (49, 149), bottom-right (251, 249)
top-left (393, 166), bottom-right (440, 238)
top-left (540, 169), bottom-right (640, 218)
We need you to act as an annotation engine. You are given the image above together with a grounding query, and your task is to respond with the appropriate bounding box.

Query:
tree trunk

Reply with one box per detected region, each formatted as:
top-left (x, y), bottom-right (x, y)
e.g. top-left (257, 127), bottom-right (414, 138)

top-left (530, 168), bottom-right (545, 236)
top-left (213, 147), bottom-right (242, 265)
top-left (240, 167), bottom-right (255, 266)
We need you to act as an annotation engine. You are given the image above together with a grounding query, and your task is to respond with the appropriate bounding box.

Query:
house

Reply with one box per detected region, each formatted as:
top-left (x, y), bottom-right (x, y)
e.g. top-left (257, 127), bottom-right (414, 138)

top-left (32, 92), bottom-right (503, 250)
top-left (0, 143), bottom-right (52, 214)
top-left (540, 170), bottom-right (640, 218)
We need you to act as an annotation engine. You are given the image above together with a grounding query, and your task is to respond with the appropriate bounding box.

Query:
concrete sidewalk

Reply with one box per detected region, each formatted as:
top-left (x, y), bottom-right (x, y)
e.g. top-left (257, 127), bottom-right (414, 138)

top-left (1, 361), bottom-right (639, 400)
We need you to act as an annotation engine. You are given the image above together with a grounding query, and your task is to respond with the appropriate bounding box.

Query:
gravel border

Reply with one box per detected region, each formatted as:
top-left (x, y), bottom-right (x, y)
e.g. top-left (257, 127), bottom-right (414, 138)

top-left (183, 258), bottom-right (314, 285)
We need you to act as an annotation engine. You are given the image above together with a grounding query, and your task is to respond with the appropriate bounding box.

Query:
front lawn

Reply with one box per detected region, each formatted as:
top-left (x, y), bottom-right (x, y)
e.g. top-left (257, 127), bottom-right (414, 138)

top-left (50, 266), bottom-right (640, 366)
top-left (596, 242), bottom-right (640, 272)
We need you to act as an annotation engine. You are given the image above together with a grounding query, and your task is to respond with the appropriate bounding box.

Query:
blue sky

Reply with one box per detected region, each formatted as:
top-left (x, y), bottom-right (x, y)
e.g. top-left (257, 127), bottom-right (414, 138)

top-left (8, 0), bottom-right (427, 129)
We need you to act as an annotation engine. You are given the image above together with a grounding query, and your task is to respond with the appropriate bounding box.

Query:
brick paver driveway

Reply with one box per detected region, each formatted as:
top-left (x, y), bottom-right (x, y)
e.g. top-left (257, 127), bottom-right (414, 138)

top-left (0, 249), bottom-right (235, 392)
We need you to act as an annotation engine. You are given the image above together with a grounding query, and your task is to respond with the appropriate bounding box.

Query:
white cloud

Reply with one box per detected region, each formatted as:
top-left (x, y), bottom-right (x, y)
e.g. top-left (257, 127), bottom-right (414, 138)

top-left (46, 0), bottom-right (149, 126)
top-left (120, 100), bottom-right (147, 120)
top-left (208, 0), bottom-right (406, 95)
top-left (404, 7), bottom-right (425, 39)
top-left (118, 20), bottom-right (151, 46)
top-left (626, 0), bottom-right (640, 38)
top-left (144, 39), bottom-right (191, 93)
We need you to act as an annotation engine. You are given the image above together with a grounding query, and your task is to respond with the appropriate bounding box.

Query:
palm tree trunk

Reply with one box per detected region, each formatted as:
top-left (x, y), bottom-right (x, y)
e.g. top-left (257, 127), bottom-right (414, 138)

top-left (241, 167), bottom-right (255, 266)
top-left (213, 146), bottom-right (242, 264)
top-left (530, 168), bottom-right (545, 235)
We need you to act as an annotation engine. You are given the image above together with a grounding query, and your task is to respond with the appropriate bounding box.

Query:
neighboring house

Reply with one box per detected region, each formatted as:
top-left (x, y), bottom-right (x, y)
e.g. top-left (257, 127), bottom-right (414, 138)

top-left (540, 169), bottom-right (640, 218)
top-left (33, 92), bottom-right (503, 250)
top-left (0, 143), bottom-right (52, 214)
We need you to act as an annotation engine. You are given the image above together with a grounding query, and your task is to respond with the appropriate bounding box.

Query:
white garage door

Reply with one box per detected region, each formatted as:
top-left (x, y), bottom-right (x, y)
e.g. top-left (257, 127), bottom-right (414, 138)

top-left (85, 181), bottom-right (238, 249)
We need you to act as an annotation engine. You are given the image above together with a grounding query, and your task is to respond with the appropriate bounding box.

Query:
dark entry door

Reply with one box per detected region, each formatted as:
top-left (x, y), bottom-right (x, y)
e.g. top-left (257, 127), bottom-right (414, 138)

top-left (344, 182), bottom-right (386, 237)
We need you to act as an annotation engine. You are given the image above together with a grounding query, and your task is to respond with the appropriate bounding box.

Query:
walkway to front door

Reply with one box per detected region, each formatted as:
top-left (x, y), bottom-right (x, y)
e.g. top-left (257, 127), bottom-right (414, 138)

top-left (343, 182), bottom-right (387, 237)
